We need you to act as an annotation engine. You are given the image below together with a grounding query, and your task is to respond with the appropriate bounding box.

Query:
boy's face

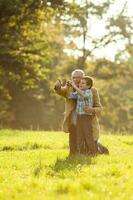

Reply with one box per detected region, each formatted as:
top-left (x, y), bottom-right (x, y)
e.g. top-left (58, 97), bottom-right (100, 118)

top-left (79, 79), bottom-right (90, 90)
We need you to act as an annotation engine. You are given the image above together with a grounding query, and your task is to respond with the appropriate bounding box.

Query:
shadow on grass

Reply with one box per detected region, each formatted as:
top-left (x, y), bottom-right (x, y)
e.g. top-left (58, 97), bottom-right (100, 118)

top-left (51, 155), bottom-right (94, 173)
top-left (0, 144), bottom-right (49, 151)
top-left (0, 143), bottom-right (68, 152)
top-left (123, 141), bottom-right (133, 146)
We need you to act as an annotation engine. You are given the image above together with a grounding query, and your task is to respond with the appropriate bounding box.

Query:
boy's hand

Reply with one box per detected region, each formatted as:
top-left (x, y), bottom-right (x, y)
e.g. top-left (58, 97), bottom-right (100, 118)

top-left (69, 80), bottom-right (76, 88)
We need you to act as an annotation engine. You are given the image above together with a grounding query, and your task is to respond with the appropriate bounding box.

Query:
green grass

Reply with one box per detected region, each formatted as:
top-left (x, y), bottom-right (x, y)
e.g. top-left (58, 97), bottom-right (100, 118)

top-left (0, 130), bottom-right (133, 200)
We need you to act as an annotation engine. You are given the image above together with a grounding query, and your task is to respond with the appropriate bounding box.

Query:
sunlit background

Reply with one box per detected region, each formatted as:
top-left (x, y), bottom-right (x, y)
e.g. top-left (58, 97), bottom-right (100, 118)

top-left (65, 0), bottom-right (133, 60)
top-left (0, 0), bottom-right (132, 132)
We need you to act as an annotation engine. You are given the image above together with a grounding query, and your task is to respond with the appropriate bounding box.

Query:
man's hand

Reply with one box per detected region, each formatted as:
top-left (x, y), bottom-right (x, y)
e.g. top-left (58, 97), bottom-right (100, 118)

top-left (84, 107), bottom-right (94, 114)
top-left (54, 80), bottom-right (61, 90)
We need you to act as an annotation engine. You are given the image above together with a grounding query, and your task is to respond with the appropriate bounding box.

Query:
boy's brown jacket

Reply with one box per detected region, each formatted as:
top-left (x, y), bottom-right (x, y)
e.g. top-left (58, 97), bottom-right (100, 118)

top-left (55, 85), bottom-right (102, 141)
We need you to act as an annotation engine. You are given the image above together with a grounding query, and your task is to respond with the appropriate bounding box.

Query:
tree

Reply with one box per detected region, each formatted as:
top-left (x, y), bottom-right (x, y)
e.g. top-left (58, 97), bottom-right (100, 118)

top-left (61, 0), bottom-right (133, 68)
top-left (0, 1), bottom-right (65, 129)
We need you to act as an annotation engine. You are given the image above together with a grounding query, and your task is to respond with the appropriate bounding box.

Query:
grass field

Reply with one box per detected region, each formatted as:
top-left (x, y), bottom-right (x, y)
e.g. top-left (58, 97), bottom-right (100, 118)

top-left (0, 130), bottom-right (133, 200)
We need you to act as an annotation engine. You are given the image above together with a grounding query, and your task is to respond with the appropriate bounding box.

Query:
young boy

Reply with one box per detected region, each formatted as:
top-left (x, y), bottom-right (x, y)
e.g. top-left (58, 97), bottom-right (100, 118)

top-left (69, 76), bottom-right (97, 156)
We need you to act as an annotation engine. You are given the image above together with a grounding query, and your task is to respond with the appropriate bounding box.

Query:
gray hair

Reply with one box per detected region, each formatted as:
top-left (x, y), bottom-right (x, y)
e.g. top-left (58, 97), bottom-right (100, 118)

top-left (71, 69), bottom-right (85, 78)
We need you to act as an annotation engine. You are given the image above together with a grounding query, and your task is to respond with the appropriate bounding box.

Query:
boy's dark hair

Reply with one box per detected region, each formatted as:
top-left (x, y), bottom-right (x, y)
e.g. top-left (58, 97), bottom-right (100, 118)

top-left (82, 76), bottom-right (94, 88)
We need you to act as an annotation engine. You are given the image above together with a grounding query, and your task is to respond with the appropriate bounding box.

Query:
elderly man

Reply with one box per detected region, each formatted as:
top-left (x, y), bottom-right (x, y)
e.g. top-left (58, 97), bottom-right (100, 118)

top-left (54, 69), bottom-right (109, 155)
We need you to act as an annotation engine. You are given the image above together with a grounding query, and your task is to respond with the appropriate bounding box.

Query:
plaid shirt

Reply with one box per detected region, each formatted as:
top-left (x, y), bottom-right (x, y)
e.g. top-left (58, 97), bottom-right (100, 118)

top-left (69, 89), bottom-right (93, 115)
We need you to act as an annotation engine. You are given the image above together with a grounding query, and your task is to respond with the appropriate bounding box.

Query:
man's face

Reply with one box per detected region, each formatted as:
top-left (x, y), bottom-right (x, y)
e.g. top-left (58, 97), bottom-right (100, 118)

top-left (72, 72), bottom-right (83, 86)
